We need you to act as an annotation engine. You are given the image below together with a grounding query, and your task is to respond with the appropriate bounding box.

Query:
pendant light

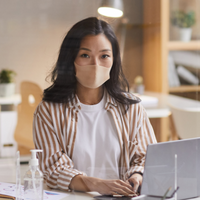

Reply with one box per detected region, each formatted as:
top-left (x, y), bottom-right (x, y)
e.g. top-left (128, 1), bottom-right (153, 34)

top-left (98, 0), bottom-right (124, 18)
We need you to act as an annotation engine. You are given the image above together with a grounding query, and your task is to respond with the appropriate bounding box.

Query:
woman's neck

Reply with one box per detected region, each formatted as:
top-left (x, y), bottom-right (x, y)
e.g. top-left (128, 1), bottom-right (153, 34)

top-left (76, 83), bottom-right (104, 105)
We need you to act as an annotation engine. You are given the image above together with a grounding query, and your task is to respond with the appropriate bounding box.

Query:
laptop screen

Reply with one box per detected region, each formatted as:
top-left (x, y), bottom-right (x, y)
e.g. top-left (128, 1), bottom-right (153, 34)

top-left (141, 138), bottom-right (200, 200)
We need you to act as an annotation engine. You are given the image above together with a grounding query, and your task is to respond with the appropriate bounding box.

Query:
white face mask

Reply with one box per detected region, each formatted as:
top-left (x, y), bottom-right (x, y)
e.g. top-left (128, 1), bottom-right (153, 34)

top-left (74, 63), bottom-right (111, 89)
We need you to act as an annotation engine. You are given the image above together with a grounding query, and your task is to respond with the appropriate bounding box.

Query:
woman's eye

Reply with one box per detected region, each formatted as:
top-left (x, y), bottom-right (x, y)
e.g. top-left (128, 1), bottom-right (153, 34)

top-left (81, 54), bottom-right (89, 58)
top-left (101, 54), bottom-right (110, 59)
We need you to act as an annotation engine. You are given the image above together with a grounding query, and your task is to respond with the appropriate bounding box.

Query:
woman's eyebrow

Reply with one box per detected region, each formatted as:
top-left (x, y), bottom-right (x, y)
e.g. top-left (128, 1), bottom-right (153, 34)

top-left (79, 48), bottom-right (111, 52)
top-left (99, 49), bottom-right (112, 52)
top-left (79, 47), bottom-right (91, 51)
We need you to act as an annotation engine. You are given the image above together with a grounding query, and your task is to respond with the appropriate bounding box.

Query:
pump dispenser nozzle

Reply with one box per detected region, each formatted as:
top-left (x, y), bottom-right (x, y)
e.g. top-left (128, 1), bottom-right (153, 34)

top-left (29, 149), bottom-right (43, 166)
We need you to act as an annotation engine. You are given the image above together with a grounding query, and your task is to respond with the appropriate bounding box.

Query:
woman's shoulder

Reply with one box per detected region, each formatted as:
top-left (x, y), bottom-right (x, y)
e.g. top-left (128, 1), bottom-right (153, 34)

top-left (34, 101), bottom-right (49, 116)
top-left (123, 92), bottom-right (145, 113)
top-left (34, 100), bottom-right (67, 116)
top-left (126, 93), bottom-right (149, 120)
top-left (35, 100), bottom-right (51, 110)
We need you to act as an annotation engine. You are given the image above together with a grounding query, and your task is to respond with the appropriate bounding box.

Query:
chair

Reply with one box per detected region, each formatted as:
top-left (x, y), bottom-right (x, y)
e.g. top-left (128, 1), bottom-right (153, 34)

top-left (14, 81), bottom-right (43, 154)
top-left (169, 105), bottom-right (200, 140)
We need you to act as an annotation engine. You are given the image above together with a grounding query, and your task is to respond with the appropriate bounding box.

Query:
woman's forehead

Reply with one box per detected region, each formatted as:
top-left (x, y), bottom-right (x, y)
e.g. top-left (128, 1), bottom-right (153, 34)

top-left (79, 34), bottom-right (112, 51)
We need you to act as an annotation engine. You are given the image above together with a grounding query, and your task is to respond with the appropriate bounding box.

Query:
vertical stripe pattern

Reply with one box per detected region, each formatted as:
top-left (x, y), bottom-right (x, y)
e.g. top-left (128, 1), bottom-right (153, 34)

top-left (33, 92), bottom-right (156, 191)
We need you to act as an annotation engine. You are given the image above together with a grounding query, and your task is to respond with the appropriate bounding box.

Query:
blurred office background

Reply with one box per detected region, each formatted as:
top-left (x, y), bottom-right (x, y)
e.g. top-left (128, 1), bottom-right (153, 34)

top-left (0, 0), bottom-right (143, 93)
top-left (0, 0), bottom-right (200, 157)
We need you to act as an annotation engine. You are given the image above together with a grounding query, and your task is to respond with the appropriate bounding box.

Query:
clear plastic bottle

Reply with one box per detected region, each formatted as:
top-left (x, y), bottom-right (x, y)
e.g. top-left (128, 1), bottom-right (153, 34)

top-left (24, 150), bottom-right (43, 200)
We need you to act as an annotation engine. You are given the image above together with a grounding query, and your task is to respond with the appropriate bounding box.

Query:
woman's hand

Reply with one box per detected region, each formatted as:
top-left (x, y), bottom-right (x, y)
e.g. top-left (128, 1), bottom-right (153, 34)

top-left (70, 175), bottom-right (136, 196)
top-left (125, 173), bottom-right (143, 194)
top-left (93, 179), bottom-right (136, 196)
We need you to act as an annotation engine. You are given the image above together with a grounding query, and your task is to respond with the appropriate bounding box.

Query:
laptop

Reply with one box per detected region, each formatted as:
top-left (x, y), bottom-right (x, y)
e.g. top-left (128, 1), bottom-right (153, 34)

top-left (94, 138), bottom-right (200, 200)
top-left (141, 137), bottom-right (200, 200)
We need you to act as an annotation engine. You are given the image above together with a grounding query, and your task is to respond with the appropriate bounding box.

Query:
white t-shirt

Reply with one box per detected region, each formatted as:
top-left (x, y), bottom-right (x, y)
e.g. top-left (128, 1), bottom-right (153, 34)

top-left (72, 94), bottom-right (121, 179)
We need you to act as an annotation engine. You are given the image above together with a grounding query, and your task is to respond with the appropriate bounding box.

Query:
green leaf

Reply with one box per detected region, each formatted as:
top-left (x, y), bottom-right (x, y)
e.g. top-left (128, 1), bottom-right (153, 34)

top-left (171, 10), bottom-right (196, 28)
top-left (0, 69), bottom-right (16, 83)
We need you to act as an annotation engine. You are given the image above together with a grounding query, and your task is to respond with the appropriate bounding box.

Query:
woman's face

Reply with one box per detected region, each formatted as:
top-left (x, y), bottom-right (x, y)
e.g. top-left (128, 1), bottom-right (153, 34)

top-left (75, 34), bottom-right (113, 68)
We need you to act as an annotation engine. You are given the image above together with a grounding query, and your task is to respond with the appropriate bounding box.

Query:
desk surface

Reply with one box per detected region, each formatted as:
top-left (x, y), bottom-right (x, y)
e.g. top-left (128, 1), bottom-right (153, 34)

top-left (142, 92), bottom-right (200, 118)
top-left (0, 94), bottom-right (21, 105)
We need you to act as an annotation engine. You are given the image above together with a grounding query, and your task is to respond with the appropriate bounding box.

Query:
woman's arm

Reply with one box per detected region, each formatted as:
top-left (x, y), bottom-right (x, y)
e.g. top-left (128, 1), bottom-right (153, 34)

top-left (124, 104), bottom-right (157, 192)
top-left (33, 103), bottom-right (85, 191)
top-left (69, 175), bottom-right (136, 196)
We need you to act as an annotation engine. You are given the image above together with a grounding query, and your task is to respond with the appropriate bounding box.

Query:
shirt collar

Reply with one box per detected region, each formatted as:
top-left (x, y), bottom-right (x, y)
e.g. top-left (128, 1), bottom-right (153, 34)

top-left (68, 94), bottom-right (81, 110)
top-left (104, 90), bottom-right (118, 109)
top-left (68, 89), bottom-right (118, 110)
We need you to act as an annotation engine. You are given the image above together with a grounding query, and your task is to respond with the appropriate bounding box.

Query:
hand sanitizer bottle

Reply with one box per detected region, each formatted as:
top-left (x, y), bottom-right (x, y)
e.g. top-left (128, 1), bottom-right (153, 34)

top-left (24, 149), bottom-right (43, 200)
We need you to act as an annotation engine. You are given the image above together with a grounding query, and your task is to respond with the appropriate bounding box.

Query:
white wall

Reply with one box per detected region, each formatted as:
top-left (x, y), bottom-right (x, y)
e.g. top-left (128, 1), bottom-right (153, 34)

top-left (0, 0), bottom-right (101, 92)
top-left (0, 0), bottom-right (143, 93)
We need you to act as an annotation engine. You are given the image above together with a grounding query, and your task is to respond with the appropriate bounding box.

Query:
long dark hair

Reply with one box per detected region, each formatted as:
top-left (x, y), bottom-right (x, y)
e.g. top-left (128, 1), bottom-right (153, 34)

top-left (43, 17), bottom-right (140, 107)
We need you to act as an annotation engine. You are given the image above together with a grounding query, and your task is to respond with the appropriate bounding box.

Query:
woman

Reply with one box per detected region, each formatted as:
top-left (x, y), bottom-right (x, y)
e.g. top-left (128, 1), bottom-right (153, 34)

top-left (33, 17), bottom-right (156, 196)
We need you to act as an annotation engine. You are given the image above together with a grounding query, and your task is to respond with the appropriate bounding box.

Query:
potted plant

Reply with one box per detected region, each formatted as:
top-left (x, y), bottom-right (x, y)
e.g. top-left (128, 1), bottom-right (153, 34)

top-left (171, 10), bottom-right (195, 42)
top-left (0, 69), bottom-right (16, 97)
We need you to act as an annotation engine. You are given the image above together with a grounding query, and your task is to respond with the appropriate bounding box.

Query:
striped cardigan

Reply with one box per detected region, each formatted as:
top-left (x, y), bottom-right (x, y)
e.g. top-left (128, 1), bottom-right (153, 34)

top-left (33, 91), bottom-right (157, 191)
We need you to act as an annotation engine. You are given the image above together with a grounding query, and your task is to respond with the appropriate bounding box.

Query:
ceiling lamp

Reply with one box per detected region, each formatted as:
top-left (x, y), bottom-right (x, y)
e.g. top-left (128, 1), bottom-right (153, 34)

top-left (98, 0), bottom-right (124, 18)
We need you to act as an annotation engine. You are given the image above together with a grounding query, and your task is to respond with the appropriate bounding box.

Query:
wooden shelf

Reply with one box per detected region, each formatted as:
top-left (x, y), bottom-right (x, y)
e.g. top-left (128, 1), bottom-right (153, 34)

top-left (169, 85), bottom-right (200, 93)
top-left (168, 41), bottom-right (200, 50)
